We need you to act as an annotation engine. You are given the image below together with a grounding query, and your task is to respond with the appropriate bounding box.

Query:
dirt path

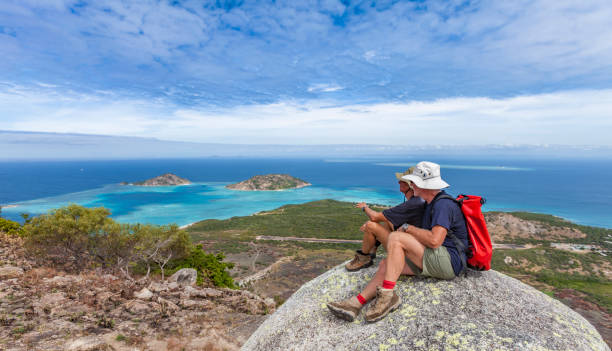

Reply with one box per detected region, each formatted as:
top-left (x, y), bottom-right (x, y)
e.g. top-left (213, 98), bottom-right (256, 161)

top-left (255, 235), bottom-right (535, 249)
top-left (238, 256), bottom-right (293, 287)
top-left (255, 235), bottom-right (362, 244)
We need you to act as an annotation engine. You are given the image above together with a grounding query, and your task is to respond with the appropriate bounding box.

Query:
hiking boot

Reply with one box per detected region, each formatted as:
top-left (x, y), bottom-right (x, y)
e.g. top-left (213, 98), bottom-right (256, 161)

top-left (364, 287), bottom-right (401, 323)
top-left (327, 297), bottom-right (363, 322)
top-left (345, 250), bottom-right (373, 271)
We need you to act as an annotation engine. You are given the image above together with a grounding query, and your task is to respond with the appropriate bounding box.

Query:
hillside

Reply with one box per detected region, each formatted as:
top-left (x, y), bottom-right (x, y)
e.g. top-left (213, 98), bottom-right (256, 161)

top-left (187, 200), bottom-right (612, 346)
top-left (122, 173), bottom-right (191, 186)
top-left (225, 174), bottom-right (310, 191)
top-left (0, 233), bottom-right (272, 350)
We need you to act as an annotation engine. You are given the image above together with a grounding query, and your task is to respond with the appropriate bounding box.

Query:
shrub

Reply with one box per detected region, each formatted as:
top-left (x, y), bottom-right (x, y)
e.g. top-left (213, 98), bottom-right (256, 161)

top-left (22, 204), bottom-right (114, 265)
top-left (21, 204), bottom-right (234, 287)
top-left (0, 218), bottom-right (23, 236)
top-left (168, 244), bottom-right (236, 288)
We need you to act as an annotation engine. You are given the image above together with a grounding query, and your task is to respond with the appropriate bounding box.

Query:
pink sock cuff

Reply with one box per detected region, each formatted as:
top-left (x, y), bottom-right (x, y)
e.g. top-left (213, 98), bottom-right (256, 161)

top-left (356, 294), bottom-right (367, 305)
top-left (382, 280), bottom-right (396, 289)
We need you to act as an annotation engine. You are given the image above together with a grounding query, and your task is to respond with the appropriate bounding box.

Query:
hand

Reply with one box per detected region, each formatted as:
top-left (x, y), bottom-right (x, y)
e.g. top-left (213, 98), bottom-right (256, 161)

top-left (355, 202), bottom-right (367, 209)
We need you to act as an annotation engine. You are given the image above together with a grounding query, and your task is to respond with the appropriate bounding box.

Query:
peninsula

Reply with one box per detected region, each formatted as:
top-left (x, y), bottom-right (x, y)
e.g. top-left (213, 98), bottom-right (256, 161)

top-left (226, 174), bottom-right (311, 191)
top-left (121, 173), bottom-right (191, 186)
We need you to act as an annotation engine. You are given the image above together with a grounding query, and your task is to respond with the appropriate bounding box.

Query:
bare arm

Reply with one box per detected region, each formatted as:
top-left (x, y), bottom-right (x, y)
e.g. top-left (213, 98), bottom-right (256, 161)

top-left (355, 202), bottom-right (382, 220)
top-left (401, 224), bottom-right (447, 248)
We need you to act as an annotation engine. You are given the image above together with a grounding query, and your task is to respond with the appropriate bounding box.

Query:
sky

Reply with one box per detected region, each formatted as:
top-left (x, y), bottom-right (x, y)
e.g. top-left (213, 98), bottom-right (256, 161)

top-left (1, 0), bottom-right (612, 147)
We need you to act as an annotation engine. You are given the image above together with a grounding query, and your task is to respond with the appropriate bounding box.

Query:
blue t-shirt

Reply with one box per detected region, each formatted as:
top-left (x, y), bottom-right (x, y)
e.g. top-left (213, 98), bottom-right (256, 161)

top-left (421, 191), bottom-right (468, 276)
top-left (382, 196), bottom-right (425, 230)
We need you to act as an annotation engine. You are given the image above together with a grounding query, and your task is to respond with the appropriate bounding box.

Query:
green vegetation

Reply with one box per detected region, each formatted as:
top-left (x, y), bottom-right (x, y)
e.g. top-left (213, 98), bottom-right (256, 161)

top-left (20, 204), bottom-right (235, 288)
top-left (492, 248), bottom-right (611, 312)
top-left (189, 199), bottom-right (384, 241)
top-left (0, 217), bottom-right (23, 235)
top-left (166, 244), bottom-right (235, 288)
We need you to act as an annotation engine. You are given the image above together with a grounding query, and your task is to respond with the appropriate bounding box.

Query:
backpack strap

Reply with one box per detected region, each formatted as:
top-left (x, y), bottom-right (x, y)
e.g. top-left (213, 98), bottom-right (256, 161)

top-left (429, 193), bottom-right (468, 275)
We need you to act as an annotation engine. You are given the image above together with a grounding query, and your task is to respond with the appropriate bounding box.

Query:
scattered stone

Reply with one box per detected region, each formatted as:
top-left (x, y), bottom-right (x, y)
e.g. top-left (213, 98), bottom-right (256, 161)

top-left (169, 268), bottom-right (197, 286)
top-left (148, 281), bottom-right (167, 293)
top-left (43, 275), bottom-right (76, 287)
top-left (157, 297), bottom-right (180, 313)
top-left (134, 287), bottom-right (153, 300)
top-left (65, 336), bottom-right (111, 351)
top-left (123, 300), bottom-right (151, 314)
top-left (504, 256), bottom-right (514, 265)
top-left (180, 299), bottom-right (214, 310)
top-left (0, 265), bottom-right (24, 280)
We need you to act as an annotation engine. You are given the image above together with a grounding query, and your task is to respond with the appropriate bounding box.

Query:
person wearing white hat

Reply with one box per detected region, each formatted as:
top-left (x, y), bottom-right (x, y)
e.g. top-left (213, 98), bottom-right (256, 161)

top-left (344, 167), bottom-right (425, 272)
top-left (327, 161), bottom-right (468, 323)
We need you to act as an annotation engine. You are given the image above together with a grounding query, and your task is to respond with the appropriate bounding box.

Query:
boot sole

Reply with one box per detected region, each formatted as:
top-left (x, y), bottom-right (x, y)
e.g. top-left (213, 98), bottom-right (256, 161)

top-left (365, 298), bottom-right (401, 323)
top-left (327, 304), bottom-right (357, 322)
top-left (345, 260), bottom-right (373, 272)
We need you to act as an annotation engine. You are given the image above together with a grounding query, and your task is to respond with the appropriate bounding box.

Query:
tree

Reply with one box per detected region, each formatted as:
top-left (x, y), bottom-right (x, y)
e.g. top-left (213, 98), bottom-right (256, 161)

top-left (132, 224), bottom-right (190, 280)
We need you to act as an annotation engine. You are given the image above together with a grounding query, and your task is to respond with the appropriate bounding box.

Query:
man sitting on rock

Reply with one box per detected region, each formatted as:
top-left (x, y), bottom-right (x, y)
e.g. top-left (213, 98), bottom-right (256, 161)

top-left (346, 167), bottom-right (425, 272)
top-left (328, 161), bottom-right (468, 323)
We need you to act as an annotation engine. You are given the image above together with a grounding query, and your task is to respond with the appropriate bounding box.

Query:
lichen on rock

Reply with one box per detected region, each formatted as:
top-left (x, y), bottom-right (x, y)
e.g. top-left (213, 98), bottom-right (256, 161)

top-left (242, 258), bottom-right (609, 351)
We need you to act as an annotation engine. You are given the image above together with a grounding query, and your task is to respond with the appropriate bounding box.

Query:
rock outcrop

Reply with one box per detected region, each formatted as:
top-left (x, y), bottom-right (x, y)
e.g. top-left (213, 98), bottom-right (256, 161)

top-left (121, 173), bottom-right (191, 186)
top-left (242, 259), bottom-right (609, 351)
top-left (0, 233), bottom-right (275, 351)
top-left (226, 174), bottom-right (311, 191)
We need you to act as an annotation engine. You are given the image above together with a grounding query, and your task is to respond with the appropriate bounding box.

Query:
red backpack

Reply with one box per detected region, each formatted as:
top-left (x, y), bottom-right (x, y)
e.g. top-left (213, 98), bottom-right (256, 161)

top-left (432, 194), bottom-right (492, 271)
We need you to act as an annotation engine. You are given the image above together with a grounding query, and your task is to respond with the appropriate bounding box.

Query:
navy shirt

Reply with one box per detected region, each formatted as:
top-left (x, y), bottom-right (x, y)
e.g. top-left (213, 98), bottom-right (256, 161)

top-left (382, 196), bottom-right (425, 230)
top-left (422, 191), bottom-right (468, 275)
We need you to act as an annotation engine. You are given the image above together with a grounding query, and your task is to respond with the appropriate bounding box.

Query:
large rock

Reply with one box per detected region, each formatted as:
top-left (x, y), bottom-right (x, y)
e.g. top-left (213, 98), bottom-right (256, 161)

top-left (0, 265), bottom-right (24, 280)
top-left (169, 268), bottom-right (197, 286)
top-left (242, 259), bottom-right (609, 351)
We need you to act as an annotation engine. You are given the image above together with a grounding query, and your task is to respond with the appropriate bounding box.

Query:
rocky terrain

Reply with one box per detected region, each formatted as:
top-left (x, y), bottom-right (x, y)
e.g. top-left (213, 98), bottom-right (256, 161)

top-left (0, 233), bottom-right (274, 350)
top-left (225, 174), bottom-right (310, 191)
top-left (485, 212), bottom-right (586, 241)
top-left (122, 173), bottom-right (191, 186)
top-left (243, 261), bottom-right (609, 351)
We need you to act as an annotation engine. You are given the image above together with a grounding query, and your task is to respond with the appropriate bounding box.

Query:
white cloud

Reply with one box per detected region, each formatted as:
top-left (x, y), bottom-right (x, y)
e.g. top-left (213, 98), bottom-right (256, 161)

top-left (307, 83), bottom-right (344, 93)
top-left (2, 86), bottom-right (611, 146)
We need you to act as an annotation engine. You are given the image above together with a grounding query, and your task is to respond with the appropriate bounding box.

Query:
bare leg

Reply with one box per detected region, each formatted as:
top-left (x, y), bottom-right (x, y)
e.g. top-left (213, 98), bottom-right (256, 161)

top-left (360, 221), bottom-right (392, 254)
top-left (358, 257), bottom-right (416, 301)
top-left (385, 231), bottom-right (426, 282)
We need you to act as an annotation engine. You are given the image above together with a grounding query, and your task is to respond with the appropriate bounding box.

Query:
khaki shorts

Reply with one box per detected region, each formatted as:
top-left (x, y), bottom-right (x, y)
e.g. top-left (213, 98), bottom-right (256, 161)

top-left (404, 246), bottom-right (456, 280)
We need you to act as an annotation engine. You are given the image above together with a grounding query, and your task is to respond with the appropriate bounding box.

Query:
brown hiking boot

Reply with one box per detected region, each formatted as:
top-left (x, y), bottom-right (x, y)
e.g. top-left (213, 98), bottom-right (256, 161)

top-left (345, 250), bottom-right (373, 271)
top-left (327, 297), bottom-right (363, 322)
top-left (364, 287), bottom-right (401, 323)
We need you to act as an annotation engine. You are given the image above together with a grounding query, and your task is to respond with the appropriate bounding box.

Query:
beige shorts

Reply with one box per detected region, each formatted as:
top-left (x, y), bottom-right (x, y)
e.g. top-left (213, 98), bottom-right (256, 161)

top-left (404, 246), bottom-right (456, 280)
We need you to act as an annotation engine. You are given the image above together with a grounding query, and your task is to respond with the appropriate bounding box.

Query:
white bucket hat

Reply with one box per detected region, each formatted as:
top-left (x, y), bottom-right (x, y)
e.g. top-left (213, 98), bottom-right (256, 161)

top-left (395, 166), bottom-right (415, 181)
top-left (400, 161), bottom-right (449, 190)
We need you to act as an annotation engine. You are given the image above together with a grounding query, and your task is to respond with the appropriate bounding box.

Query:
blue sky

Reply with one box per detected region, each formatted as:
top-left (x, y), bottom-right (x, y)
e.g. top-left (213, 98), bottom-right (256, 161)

top-left (1, 0), bottom-right (612, 146)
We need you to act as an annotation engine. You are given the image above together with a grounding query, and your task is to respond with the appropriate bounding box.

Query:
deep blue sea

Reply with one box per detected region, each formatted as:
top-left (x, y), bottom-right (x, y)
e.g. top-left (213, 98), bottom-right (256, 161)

top-left (1, 157), bottom-right (611, 228)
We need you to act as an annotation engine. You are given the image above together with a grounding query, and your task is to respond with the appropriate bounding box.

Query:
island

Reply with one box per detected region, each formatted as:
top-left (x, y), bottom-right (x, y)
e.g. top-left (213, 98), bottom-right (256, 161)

top-left (121, 173), bottom-right (191, 186)
top-left (226, 174), bottom-right (311, 191)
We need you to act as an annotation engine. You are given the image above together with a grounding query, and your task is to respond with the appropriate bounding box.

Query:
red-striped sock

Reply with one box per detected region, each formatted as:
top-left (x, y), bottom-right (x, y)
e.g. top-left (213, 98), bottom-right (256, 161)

top-left (356, 294), bottom-right (367, 305)
top-left (382, 280), bottom-right (396, 289)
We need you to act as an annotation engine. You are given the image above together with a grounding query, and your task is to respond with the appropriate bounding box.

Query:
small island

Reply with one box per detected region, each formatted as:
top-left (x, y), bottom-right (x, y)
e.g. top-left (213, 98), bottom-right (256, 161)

top-left (226, 174), bottom-right (311, 191)
top-left (121, 173), bottom-right (191, 186)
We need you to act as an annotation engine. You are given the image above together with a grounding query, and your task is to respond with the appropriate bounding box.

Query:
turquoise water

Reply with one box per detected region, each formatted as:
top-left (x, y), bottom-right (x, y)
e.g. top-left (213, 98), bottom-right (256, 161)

top-left (1, 157), bottom-right (611, 228)
top-left (2, 182), bottom-right (399, 226)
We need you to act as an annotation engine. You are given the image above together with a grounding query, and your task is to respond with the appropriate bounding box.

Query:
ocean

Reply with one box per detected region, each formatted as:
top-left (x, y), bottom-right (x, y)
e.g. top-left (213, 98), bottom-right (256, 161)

top-left (1, 157), bottom-right (611, 228)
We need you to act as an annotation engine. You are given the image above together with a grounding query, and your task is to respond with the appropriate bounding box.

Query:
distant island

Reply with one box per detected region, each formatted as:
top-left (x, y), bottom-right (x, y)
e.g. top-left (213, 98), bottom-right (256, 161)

top-left (121, 173), bottom-right (191, 186)
top-left (226, 174), bottom-right (311, 191)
